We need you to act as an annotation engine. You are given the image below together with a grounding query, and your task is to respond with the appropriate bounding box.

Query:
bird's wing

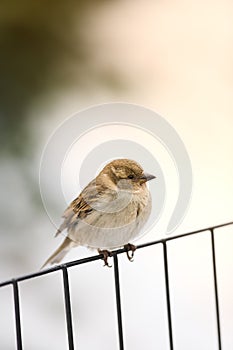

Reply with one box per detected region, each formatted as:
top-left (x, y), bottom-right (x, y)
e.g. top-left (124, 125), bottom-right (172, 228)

top-left (55, 179), bottom-right (116, 236)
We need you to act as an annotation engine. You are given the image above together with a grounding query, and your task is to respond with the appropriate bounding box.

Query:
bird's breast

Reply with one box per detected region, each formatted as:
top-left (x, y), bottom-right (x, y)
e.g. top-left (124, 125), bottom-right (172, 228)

top-left (68, 186), bottom-right (152, 249)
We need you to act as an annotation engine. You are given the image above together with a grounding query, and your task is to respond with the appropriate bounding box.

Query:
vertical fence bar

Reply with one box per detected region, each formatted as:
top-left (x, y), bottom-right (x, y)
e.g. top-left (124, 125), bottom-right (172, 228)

top-left (162, 242), bottom-right (174, 350)
top-left (113, 255), bottom-right (124, 350)
top-left (62, 267), bottom-right (75, 350)
top-left (210, 229), bottom-right (222, 350)
top-left (12, 280), bottom-right (23, 350)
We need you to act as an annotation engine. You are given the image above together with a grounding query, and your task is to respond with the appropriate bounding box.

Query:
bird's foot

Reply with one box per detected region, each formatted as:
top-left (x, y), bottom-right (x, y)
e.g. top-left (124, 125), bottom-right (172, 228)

top-left (98, 249), bottom-right (112, 268)
top-left (124, 243), bottom-right (137, 262)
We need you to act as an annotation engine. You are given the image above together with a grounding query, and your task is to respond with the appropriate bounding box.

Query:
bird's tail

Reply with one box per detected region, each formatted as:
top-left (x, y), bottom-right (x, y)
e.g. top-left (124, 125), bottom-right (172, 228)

top-left (41, 237), bottom-right (75, 269)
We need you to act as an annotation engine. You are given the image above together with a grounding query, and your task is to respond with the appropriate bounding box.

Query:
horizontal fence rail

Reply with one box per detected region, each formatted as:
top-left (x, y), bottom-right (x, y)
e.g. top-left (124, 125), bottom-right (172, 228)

top-left (0, 221), bottom-right (232, 350)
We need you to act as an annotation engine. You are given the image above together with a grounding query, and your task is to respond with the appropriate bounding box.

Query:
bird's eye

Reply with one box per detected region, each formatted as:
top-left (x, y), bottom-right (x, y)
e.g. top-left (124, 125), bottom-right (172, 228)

top-left (128, 174), bottom-right (134, 179)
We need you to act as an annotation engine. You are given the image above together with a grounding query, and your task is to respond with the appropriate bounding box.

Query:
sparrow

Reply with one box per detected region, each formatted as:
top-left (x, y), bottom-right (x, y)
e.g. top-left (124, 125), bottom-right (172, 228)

top-left (42, 159), bottom-right (155, 268)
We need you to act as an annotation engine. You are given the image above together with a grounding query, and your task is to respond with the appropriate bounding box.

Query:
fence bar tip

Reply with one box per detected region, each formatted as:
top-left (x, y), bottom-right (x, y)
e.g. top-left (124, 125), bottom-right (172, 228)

top-left (12, 280), bottom-right (23, 350)
top-left (62, 266), bottom-right (75, 350)
top-left (113, 255), bottom-right (125, 350)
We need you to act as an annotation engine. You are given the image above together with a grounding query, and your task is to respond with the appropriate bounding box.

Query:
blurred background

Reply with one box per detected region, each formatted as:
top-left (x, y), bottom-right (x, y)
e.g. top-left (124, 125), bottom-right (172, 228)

top-left (0, 0), bottom-right (232, 349)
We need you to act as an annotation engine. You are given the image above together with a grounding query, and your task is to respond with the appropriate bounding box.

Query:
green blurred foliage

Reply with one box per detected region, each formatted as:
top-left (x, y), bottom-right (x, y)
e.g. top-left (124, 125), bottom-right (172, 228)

top-left (0, 0), bottom-right (107, 157)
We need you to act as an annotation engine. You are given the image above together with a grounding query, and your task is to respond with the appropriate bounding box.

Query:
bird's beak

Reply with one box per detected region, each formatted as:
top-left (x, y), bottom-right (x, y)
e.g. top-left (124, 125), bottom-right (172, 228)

top-left (140, 173), bottom-right (156, 182)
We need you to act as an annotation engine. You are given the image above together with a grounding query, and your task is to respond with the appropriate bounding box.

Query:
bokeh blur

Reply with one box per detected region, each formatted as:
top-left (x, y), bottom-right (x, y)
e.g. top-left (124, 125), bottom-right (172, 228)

top-left (0, 1), bottom-right (233, 349)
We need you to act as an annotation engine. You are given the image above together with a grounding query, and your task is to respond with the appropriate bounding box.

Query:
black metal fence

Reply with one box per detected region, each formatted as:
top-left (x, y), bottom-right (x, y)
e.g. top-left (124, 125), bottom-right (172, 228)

top-left (0, 221), bottom-right (232, 350)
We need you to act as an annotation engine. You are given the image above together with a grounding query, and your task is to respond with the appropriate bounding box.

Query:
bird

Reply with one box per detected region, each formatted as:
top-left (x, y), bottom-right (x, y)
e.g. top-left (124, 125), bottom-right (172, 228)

top-left (42, 159), bottom-right (155, 268)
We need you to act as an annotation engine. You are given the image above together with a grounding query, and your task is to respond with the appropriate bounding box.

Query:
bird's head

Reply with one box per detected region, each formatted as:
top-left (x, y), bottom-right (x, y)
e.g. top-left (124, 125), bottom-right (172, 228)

top-left (99, 159), bottom-right (156, 192)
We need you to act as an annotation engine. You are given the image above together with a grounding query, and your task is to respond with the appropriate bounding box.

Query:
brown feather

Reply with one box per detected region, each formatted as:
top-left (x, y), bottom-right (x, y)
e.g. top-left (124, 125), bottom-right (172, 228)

top-left (41, 237), bottom-right (74, 268)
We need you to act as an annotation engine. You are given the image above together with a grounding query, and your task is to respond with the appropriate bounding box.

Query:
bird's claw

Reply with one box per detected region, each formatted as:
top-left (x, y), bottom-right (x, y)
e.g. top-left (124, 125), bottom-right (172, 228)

top-left (98, 249), bottom-right (112, 267)
top-left (124, 243), bottom-right (137, 262)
